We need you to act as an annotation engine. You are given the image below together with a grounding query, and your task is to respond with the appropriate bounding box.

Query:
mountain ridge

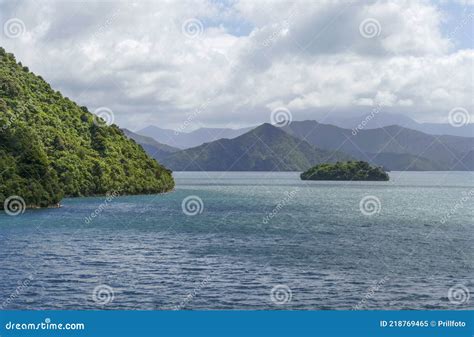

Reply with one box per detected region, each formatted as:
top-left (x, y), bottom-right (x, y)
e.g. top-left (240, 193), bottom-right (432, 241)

top-left (326, 112), bottom-right (474, 138)
top-left (137, 125), bottom-right (253, 149)
top-left (283, 120), bottom-right (473, 171)
top-left (131, 120), bottom-right (473, 172)
top-left (161, 123), bottom-right (352, 171)
top-left (122, 128), bottom-right (179, 162)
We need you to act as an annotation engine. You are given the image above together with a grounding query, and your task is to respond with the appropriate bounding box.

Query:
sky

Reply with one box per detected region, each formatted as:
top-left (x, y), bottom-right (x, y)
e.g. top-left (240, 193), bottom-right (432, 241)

top-left (0, 0), bottom-right (473, 131)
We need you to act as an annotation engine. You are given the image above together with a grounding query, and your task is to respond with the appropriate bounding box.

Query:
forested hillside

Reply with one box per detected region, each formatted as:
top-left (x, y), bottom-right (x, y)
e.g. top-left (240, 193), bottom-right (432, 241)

top-left (0, 47), bottom-right (174, 209)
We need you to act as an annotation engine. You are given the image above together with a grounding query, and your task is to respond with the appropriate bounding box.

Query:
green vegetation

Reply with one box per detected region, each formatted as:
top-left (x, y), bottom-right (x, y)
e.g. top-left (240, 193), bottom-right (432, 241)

top-left (0, 47), bottom-right (174, 209)
top-left (162, 123), bottom-right (353, 171)
top-left (300, 161), bottom-right (389, 181)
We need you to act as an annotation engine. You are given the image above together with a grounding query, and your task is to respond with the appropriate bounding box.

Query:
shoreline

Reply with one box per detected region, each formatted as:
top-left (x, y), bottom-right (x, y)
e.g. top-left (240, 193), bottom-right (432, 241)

top-left (3, 188), bottom-right (176, 212)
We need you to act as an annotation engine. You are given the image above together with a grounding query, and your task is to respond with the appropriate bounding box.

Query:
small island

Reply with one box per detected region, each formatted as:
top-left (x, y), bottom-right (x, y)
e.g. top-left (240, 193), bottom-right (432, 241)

top-left (300, 161), bottom-right (389, 181)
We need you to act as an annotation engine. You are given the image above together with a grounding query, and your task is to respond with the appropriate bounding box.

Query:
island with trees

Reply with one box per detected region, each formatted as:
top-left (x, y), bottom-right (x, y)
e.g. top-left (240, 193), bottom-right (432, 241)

top-left (300, 161), bottom-right (389, 181)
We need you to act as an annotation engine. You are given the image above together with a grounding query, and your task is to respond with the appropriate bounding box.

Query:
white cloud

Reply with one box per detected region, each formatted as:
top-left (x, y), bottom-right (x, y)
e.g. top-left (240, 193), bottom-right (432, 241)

top-left (0, 0), bottom-right (472, 129)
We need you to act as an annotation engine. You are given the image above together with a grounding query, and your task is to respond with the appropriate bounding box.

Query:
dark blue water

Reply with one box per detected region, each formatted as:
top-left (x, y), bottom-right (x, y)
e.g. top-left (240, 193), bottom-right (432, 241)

top-left (0, 172), bottom-right (472, 310)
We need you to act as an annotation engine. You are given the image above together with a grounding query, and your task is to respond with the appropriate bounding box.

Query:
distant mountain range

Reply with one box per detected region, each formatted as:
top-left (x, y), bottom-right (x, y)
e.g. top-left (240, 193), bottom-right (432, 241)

top-left (122, 128), bottom-right (179, 161)
top-left (136, 113), bottom-right (472, 151)
top-left (326, 112), bottom-right (474, 138)
top-left (130, 119), bottom-right (473, 171)
top-left (161, 124), bottom-right (351, 171)
top-left (282, 121), bottom-right (473, 171)
top-left (137, 125), bottom-right (253, 149)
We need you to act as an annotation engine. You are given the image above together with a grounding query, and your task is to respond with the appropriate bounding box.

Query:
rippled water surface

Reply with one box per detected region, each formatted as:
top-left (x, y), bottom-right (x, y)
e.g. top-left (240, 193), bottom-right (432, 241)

top-left (0, 171), bottom-right (472, 310)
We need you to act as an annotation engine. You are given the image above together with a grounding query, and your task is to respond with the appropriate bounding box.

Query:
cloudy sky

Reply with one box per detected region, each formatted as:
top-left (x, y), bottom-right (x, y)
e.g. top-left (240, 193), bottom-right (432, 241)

top-left (0, 0), bottom-right (473, 131)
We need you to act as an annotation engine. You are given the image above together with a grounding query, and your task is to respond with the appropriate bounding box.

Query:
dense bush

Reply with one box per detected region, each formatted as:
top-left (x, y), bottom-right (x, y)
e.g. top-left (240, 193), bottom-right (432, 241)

top-left (0, 47), bottom-right (174, 209)
top-left (300, 161), bottom-right (389, 181)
